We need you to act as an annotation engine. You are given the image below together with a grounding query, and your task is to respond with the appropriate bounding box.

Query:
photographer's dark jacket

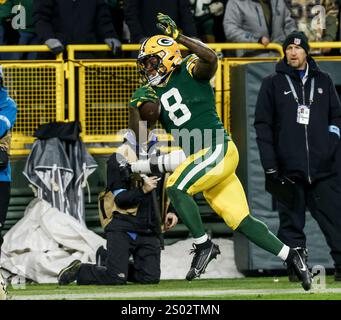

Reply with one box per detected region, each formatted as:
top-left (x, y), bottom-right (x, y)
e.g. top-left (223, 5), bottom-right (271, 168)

top-left (104, 151), bottom-right (165, 235)
top-left (255, 56), bottom-right (341, 183)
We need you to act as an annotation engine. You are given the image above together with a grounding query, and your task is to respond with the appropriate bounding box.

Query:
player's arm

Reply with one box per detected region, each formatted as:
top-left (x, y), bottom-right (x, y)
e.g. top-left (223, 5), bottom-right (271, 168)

top-left (128, 85), bottom-right (158, 141)
top-left (128, 106), bottom-right (142, 142)
top-left (156, 13), bottom-right (217, 80)
top-left (177, 35), bottom-right (217, 80)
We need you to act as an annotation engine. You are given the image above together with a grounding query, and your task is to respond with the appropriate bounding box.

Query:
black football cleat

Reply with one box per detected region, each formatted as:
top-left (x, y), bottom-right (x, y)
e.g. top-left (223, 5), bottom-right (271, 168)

top-left (186, 242), bottom-right (220, 281)
top-left (287, 247), bottom-right (308, 282)
top-left (286, 248), bottom-right (312, 291)
top-left (58, 260), bottom-right (82, 285)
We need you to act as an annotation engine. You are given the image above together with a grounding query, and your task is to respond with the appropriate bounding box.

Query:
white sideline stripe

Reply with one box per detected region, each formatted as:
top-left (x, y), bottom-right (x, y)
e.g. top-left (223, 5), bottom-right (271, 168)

top-left (177, 144), bottom-right (223, 190)
top-left (10, 288), bottom-right (341, 300)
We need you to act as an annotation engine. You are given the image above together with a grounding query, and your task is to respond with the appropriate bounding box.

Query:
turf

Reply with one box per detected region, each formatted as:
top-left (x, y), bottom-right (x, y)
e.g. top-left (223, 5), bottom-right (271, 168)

top-left (6, 276), bottom-right (341, 300)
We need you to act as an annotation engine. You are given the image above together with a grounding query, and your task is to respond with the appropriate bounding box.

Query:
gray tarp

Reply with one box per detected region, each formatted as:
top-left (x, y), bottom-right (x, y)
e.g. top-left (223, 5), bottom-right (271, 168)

top-left (23, 137), bottom-right (98, 225)
top-left (0, 199), bottom-right (105, 283)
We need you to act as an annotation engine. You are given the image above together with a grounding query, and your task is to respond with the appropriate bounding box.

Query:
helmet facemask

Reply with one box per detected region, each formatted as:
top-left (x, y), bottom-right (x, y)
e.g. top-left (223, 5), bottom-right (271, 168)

top-left (137, 54), bottom-right (168, 86)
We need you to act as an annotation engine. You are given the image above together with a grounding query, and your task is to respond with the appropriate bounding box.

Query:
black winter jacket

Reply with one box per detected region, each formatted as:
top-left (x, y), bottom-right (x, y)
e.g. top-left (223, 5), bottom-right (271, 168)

top-left (124, 0), bottom-right (197, 43)
top-left (105, 152), bottom-right (161, 234)
top-left (254, 57), bottom-right (341, 183)
top-left (33, 0), bottom-right (118, 45)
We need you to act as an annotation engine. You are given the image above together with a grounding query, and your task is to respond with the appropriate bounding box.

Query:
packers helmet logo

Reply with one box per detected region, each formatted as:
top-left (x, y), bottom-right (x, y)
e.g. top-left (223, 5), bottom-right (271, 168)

top-left (157, 38), bottom-right (174, 46)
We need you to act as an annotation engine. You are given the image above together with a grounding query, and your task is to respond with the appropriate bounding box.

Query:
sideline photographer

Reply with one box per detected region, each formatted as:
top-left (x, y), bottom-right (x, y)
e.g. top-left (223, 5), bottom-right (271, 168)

top-left (57, 131), bottom-right (178, 285)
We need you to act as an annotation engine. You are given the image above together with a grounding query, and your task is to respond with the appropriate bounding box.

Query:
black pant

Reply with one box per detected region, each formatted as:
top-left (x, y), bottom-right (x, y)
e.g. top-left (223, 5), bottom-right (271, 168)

top-left (77, 231), bottom-right (161, 285)
top-left (0, 182), bottom-right (10, 254)
top-left (277, 175), bottom-right (341, 265)
top-left (336, 143), bottom-right (341, 185)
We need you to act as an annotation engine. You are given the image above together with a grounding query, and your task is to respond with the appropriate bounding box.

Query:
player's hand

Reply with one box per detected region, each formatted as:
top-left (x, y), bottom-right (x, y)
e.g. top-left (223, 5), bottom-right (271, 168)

top-left (163, 212), bottom-right (178, 231)
top-left (130, 85), bottom-right (158, 108)
top-left (141, 175), bottom-right (160, 193)
top-left (156, 13), bottom-right (180, 40)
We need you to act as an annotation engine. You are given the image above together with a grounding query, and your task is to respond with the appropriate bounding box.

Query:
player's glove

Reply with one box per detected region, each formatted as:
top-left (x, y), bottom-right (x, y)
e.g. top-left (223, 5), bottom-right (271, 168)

top-left (105, 38), bottom-right (122, 56)
top-left (130, 85), bottom-right (158, 108)
top-left (156, 13), bottom-right (180, 40)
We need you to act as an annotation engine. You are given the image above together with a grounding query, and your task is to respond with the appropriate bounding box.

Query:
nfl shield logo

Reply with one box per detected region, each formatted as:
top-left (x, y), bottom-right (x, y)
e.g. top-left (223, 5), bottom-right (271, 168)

top-left (294, 38), bottom-right (301, 45)
top-left (318, 88), bottom-right (323, 94)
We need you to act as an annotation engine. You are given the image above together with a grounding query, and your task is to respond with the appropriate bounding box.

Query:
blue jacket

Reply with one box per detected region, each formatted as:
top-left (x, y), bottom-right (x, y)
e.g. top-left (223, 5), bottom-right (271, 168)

top-left (0, 88), bottom-right (17, 182)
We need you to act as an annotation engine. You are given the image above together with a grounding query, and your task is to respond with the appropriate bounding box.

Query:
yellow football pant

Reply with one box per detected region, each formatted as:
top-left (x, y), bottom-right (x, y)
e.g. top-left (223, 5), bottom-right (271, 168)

top-left (167, 140), bottom-right (250, 230)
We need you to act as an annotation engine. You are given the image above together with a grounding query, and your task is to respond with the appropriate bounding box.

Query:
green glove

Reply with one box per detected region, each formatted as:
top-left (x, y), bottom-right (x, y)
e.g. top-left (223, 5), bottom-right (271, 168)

top-left (130, 85), bottom-right (158, 108)
top-left (156, 12), bottom-right (180, 40)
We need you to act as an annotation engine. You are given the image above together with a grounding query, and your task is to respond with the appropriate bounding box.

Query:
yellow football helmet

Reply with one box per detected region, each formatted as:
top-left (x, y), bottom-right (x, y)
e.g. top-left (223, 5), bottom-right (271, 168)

top-left (137, 35), bottom-right (182, 86)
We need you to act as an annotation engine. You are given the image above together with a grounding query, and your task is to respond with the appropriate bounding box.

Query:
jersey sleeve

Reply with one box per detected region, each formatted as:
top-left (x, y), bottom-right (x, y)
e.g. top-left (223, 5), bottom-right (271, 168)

top-left (184, 54), bottom-right (199, 77)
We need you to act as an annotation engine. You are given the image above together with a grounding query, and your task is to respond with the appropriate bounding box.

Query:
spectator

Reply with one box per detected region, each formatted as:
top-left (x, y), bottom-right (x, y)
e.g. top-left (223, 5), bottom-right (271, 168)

top-left (57, 131), bottom-right (178, 285)
top-left (33, 0), bottom-right (121, 58)
top-left (189, 0), bottom-right (225, 43)
top-left (223, 0), bottom-right (296, 57)
top-left (0, 66), bottom-right (18, 299)
top-left (124, 0), bottom-right (197, 44)
top-left (285, 0), bottom-right (339, 55)
top-left (0, 1), bottom-right (14, 60)
top-left (254, 31), bottom-right (341, 282)
top-left (106, 0), bottom-right (129, 43)
top-left (9, 0), bottom-right (39, 60)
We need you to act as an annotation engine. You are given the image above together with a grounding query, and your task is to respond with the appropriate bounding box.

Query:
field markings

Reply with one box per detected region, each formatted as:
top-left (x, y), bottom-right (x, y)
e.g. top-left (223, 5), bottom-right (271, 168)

top-left (9, 288), bottom-right (341, 300)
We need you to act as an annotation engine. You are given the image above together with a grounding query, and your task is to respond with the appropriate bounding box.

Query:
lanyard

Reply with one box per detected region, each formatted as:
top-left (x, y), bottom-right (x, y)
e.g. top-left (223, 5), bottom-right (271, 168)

top-left (285, 74), bottom-right (315, 107)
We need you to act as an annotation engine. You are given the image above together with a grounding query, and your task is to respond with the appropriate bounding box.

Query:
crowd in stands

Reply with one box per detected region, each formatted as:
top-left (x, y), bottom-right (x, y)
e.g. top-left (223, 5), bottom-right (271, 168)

top-left (0, 0), bottom-right (341, 58)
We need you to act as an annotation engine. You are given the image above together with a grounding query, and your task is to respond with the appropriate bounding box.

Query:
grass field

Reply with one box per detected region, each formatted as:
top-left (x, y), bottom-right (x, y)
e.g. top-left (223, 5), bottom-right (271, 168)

top-left (6, 276), bottom-right (341, 300)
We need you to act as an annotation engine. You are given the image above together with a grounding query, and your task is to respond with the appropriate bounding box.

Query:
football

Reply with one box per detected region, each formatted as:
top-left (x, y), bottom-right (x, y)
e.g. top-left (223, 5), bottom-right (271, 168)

top-left (139, 100), bottom-right (160, 125)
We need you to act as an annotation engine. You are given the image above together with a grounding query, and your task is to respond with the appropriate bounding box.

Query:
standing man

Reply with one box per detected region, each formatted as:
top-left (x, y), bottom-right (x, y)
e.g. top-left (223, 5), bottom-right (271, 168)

top-left (223, 0), bottom-right (296, 57)
top-left (33, 0), bottom-right (121, 58)
top-left (124, 0), bottom-right (197, 44)
top-left (129, 14), bottom-right (313, 290)
top-left (0, 67), bottom-right (18, 299)
top-left (254, 31), bottom-right (341, 281)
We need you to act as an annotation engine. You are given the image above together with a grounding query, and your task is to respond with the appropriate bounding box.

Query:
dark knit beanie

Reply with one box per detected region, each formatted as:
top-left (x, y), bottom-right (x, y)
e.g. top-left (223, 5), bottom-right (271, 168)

top-left (282, 31), bottom-right (310, 54)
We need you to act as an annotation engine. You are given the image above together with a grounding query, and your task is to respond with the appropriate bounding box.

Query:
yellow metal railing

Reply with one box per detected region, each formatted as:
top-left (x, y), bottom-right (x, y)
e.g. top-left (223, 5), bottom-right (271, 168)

top-left (0, 46), bottom-right (64, 155)
top-left (2, 42), bottom-right (341, 155)
top-left (0, 45), bottom-right (63, 60)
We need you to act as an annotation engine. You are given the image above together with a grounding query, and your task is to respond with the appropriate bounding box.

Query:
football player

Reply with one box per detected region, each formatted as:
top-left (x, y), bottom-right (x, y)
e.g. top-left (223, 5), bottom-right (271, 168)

top-left (129, 13), bottom-right (313, 290)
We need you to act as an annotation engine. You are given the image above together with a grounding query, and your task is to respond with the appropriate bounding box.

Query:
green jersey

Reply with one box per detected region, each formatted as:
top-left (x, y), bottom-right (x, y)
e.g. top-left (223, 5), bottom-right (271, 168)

top-left (154, 54), bottom-right (228, 154)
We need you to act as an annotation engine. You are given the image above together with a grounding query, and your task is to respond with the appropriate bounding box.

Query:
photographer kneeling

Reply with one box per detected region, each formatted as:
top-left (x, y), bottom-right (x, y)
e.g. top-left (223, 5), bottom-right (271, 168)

top-left (57, 131), bottom-right (178, 285)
